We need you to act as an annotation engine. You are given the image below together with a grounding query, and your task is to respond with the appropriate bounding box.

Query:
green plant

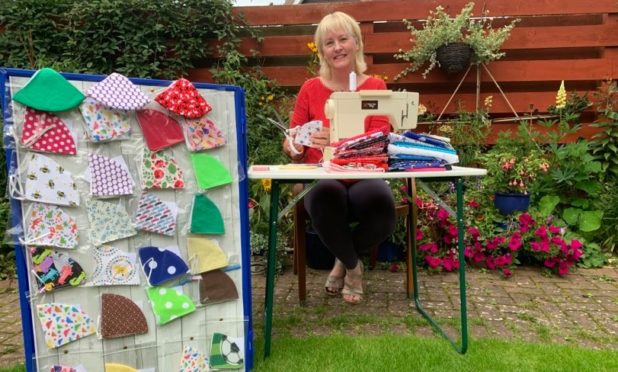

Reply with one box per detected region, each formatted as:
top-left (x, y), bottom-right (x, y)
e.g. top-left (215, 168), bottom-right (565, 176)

top-left (0, 0), bottom-right (246, 78)
top-left (479, 127), bottom-right (549, 195)
top-left (394, 2), bottom-right (518, 79)
top-left (589, 80), bottom-right (618, 182)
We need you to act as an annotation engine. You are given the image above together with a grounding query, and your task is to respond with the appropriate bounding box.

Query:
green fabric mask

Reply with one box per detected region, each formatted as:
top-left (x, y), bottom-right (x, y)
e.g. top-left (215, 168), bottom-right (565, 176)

top-left (190, 153), bottom-right (232, 190)
top-left (190, 194), bottom-right (225, 235)
top-left (13, 68), bottom-right (85, 112)
top-left (146, 286), bottom-right (195, 325)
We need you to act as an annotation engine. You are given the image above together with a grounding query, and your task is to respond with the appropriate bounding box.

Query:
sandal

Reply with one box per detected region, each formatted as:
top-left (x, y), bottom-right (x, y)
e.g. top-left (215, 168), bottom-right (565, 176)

top-left (324, 259), bottom-right (345, 296)
top-left (342, 261), bottom-right (363, 304)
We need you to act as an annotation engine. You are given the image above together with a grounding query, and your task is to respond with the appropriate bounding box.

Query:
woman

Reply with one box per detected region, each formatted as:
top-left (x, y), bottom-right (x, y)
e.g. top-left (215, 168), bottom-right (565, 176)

top-left (283, 11), bottom-right (396, 304)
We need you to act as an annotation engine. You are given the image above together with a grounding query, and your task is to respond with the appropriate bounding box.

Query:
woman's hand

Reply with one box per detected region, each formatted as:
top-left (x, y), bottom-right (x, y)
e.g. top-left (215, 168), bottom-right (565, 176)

top-left (309, 128), bottom-right (330, 148)
top-left (283, 137), bottom-right (305, 161)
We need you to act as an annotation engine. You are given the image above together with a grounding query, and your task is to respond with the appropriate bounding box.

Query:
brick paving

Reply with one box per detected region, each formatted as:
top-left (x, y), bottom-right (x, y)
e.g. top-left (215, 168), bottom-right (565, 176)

top-left (2, 264), bottom-right (618, 367)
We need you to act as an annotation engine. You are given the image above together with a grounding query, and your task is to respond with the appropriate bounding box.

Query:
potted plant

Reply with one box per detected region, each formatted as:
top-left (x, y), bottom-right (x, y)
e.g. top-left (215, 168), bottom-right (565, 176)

top-left (480, 146), bottom-right (550, 215)
top-left (394, 2), bottom-right (519, 79)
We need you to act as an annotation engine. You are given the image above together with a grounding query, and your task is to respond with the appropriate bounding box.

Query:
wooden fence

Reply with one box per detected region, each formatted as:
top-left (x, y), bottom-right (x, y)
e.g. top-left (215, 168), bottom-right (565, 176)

top-left (189, 0), bottom-right (618, 142)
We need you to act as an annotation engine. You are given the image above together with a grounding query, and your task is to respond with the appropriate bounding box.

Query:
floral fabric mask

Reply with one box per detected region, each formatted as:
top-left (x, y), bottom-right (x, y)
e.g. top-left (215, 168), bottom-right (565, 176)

top-left (155, 78), bottom-right (211, 119)
top-left (13, 68), bottom-right (85, 112)
top-left (80, 97), bottom-right (132, 142)
top-left (24, 153), bottom-right (80, 207)
top-left (88, 245), bottom-right (140, 286)
top-left (86, 200), bottom-right (137, 246)
top-left (36, 303), bottom-right (96, 349)
top-left (146, 286), bottom-right (196, 325)
top-left (179, 345), bottom-right (209, 372)
top-left (141, 149), bottom-right (185, 190)
top-left (89, 154), bottom-right (135, 197)
top-left (25, 203), bottom-right (78, 249)
top-left (134, 192), bottom-right (177, 236)
top-left (30, 247), bottom-right (86, 293)
top-left (100, 293), bottom-right (148, 339)
top-left (86, 72), bottom-right (150, 110)
top-left (184, 117), bottom-right (226, 151)
top-left (21, 108), bottom-right (77, 155)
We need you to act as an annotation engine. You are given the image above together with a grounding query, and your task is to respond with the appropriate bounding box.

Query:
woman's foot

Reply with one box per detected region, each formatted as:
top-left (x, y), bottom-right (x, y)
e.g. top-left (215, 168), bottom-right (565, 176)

top-left (342, 261), bottom-right (363, 304)
top-left (324, 259), bottom-right (345, 296)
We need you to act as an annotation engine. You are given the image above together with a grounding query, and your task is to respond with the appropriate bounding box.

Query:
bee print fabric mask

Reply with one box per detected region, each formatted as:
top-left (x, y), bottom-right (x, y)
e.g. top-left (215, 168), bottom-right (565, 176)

top-left (24, 153), bottom-right (80, 207)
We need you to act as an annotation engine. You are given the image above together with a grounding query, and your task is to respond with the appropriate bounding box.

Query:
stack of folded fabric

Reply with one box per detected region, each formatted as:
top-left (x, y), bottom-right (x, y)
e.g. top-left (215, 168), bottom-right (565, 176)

top-left (387, 131), bottom-right (459, 171)
top-left (326, 127), bottom-right (390, 172)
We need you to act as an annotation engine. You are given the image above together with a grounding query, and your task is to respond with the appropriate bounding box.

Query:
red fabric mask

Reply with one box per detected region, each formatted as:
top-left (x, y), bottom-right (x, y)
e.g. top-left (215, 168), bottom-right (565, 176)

top-left (154, 78), bottom-right (211, 119)
top-left (136, 109), bottom-right (185, 151)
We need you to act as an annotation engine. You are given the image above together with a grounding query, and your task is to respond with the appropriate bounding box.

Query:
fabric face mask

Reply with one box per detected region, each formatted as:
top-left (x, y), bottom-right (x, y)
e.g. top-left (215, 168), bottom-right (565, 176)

top-left (184, 117), bottom-right (226, 151)
top-left (36, 303), bottom-right (96, 349)
top-left (141, 148), bottom-right (185, 190)
top-left (146, 286), bottom-right (196, 325)
top-left (179, 345), bottom-right (209, 372)
top-left (190, 194), bottom-right (225, 235)
top-left (25, 203), bottom-right (78, 249)
top-left (88, 245), bottom-right (140, 286)
top-left (136, 109), bottom-right (185, 152)
top-left (89, 154), bottom-right (135, 197)
top-left (30, 247), bottom-right (86, 293)
top-left (21, 107), bottom-right (77, 155)
top-left (24, 153), bottom-right (80, 207)
top-left (155, 78), bottom-right (212, 119)
top-left (50, 365), bottom-right (87, 372)
top-left (80, 97), bottom-right (132, 142)
top-left (190, 153), bottom-right (232, 190)
top-left (86, 200), bottom-right (137, 246)
top-left (13, 68), bottom-right (85, 112)
top-left (100, 293), bottom-right (148, 339)
top-left (199, 269), bottom-right (239, 305)
top-left (86, 72), bottom-right (150, 110)
top-left (134, 192), bottom-right (177, 236)
top-left (209, 333), bottom-right (244, 370)
top-left (186, 236), bottom-right (228, 274)
top-left (138, 246), bottom-right (190, 286)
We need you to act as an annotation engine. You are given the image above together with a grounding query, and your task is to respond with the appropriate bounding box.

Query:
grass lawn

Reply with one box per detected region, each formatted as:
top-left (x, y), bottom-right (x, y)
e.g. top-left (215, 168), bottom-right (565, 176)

top-left (251, 334), bottom-right (618, 372)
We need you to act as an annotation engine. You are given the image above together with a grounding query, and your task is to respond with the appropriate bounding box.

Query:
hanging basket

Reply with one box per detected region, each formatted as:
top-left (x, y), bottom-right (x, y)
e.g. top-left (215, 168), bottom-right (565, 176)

top-left (436, 43), bottom-right (473, 74)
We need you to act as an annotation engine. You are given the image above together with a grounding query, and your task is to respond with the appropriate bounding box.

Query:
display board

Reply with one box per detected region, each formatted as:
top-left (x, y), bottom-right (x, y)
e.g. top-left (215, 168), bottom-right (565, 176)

top-left (0, 68), bottom-right (252, 372)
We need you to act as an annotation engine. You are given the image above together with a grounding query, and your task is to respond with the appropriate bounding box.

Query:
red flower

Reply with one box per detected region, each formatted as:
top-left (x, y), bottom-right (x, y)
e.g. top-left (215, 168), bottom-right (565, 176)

top-left (425, 255), bottom-right (442, 269)
top-left (153, 169), bottom-right (164, 179)
top-left (502, 268), bottom-right (513, 278)
top-left (467, 200), bottom-right (479, 208)
top-left (558, 261), bottom-right (571, 276)
top-left (416, 228), bottom-right (423, 240)
top-left (155, 160), bottom-right (166, 168)
top-left (174, 180), bottom-right (184, 188)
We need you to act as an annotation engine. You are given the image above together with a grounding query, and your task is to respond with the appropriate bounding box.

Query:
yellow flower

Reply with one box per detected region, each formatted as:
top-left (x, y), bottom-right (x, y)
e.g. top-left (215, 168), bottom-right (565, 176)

top-left (484, 95), bottom-right (493, 110)
top-left (267, 94), bottom-right (274, 101)
top-left (261, 179), bottom-right (272, 192)
top-left (307, 42), bottom-right (318, 54)
top-left (556, 80), bottom-right (567, 109)
top-left (417, 103), bottom-right (427, 116)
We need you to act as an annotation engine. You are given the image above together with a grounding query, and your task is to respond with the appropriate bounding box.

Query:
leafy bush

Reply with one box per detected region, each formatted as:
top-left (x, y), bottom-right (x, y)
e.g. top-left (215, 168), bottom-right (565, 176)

top-left (0, 0), bottom-right (244, 78)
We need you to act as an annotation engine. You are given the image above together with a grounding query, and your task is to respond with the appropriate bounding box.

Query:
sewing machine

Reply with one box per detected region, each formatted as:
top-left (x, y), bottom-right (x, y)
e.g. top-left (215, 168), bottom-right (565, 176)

top-left (323, 90), bottom-right (419, 161)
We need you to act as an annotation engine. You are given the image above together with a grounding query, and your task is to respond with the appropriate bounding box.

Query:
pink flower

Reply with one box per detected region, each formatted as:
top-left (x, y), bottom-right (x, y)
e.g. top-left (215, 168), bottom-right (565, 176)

top-left (442, 257), bottom-right (459, 271)
top-left (502, 268), bottom-right (513, 278)
top-left (572, 248), bottom-right (584, 260)
top-left (416, 228), bottom-right (424, 240)
top-left (558, 261), bottom-right (571, 276)
top-left (508, 232), bottom-right (522, 251)
top-left (544, 258), bottom-right (557, 268)
top-left (535, 226), bottom-right (547, 239)
top-left (495, 255), bottom-right (508, 267)
top-left (549, 225), bottom-right (561, 234)
top-left (426, 255), bottom-right (442, 269)
top-left (447, 224), bottom-right (459, 237)
top-left (571, 239), bottom-right (583, 250)
top-left (419, 243), bottom-right (435, 252)
top-left (486, 256), bottom-right (496, 270)
top-left (437, 208), bottom-right (449, 222)
top-left (519, 213), bottom-right (534, 226)
top-left (473, 252), bottom-right (485, 263)
top-left (467, 226), bottom-right (480, 238)
top-left (464, 247), bottom-right (474, 258)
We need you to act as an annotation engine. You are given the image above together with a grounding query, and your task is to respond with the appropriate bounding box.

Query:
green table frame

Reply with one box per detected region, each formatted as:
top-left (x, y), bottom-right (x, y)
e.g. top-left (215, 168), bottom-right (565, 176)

top-left (249, 166), bottom-right (485, 358)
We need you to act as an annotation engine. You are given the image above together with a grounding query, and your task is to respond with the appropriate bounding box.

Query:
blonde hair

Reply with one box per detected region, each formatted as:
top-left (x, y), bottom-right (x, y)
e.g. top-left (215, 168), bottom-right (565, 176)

top-left (314, 11), bottom-right (367, 80)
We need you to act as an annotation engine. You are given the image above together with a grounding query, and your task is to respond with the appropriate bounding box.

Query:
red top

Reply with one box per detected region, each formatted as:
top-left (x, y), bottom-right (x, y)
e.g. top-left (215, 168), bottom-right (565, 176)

top-left (291, 76), bottom-right (390, 164)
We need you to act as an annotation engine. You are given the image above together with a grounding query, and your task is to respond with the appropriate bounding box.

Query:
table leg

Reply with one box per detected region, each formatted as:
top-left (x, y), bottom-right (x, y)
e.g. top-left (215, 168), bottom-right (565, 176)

top-left (412, 178), bottom-right (468, 354)
top-left (263, 180), bottom-right (280, 359)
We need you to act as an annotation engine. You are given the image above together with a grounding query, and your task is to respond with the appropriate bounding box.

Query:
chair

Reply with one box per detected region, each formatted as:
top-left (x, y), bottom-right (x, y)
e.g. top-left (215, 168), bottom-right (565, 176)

top-left (292, 180), bottom-right (416, 304)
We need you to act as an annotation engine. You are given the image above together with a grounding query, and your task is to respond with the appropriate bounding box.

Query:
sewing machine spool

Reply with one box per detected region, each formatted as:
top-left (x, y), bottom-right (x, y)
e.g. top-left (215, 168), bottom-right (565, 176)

top-left (323, 90), bottom-right (419, 161)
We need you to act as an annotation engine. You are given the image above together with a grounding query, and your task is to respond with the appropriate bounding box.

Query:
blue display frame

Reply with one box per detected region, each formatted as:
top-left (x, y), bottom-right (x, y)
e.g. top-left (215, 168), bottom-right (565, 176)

top-left (0, 67), bottom-right (252, 371)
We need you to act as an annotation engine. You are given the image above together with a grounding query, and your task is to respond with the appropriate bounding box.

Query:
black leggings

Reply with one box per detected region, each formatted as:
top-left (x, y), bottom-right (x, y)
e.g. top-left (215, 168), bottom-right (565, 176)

top-left (304, 179), bottom-right (396, 269)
